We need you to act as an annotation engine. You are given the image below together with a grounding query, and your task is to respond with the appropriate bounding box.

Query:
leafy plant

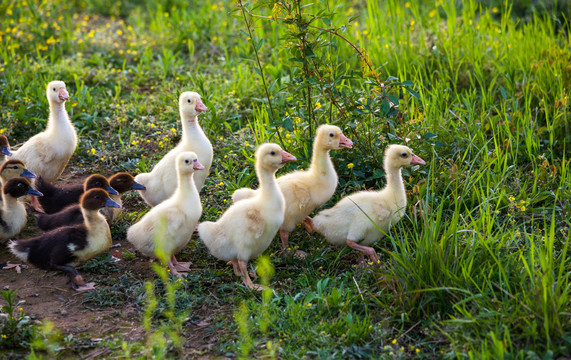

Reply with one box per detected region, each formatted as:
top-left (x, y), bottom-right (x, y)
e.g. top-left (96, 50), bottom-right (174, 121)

top-left (0, 290), bottom-right (35, 350)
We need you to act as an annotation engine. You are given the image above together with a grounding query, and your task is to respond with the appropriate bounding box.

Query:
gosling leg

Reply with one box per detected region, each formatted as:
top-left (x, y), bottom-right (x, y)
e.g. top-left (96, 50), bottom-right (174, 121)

top-left (346, 239), bottom-right (380, 265)
top-left (303, 216), bottom-right (314, 233)
top-left (280, 230), bottom-right (307, 259)
top-left (170, 254), bottom-right (191, 272)
top-left (237, 260), bottom-right (264, 291)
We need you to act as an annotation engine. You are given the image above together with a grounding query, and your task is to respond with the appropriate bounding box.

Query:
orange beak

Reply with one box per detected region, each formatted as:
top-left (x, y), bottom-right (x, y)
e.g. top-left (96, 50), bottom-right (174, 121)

top-left (280, 150), bottom-right (297, 164)
top-left (193, 159), bottom-right (205, 170)
top-left (59, 87), bottom-right (69, 101)
top-left (338, 133), bottom-right (353, 149)
top-left (410, 154), bottom-right (425, 165)
top-left (195, 98), bottom-right (208, 113)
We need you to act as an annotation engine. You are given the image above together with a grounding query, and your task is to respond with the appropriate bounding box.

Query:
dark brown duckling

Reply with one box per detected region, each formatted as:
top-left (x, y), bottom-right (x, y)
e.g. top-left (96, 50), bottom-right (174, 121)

top-left (0, 177), bottom-right (43, 243)
top-left (35, 174), bottom-right (118, 214)
top-left (36, 202), bottom-right (84, 231)
top-left (100, 172), bottom-right (145, 223)
top-left (0, 160), bottom-right (36, 209)
top-left (0, 135), bottom-right (12, 163)
top-left (8, 189), bottom-right (120, 291)
top-left (0, 159), bottom-right (36, 185)
top-left (37, 172), bottom-right (143, 229)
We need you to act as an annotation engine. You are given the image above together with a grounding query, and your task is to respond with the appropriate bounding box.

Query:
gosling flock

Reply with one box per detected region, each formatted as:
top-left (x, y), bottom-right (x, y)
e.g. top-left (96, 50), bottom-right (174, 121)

top-left (1, 80), bottom-right (425, 291)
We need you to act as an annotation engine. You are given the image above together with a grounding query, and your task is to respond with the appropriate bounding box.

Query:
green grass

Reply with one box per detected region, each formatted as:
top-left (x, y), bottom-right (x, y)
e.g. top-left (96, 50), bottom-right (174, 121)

top-left (1, 0), bottom-right (570, 358)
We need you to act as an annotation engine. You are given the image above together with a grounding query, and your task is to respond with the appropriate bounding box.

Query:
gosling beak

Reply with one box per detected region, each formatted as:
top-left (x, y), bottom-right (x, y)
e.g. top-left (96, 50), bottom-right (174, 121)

top-left (105, 185), bottom-right (119, 195)
top-left (281, 150), bottom-right (297, 164)
top-left (195, 98), bottom-right (208, 113)
top-left (131, 181), bottom-right (146, 190)
top-left (21, 168), bottom-right (36, 178)
top-left (1, 146), bottom-right (11, 156)
top-left (104, 198), bottom-right (121, 208)
top-left (193, 159), bottom-right (205, 170)
top-left (338, 133), bottom-right (353, 149)
top-left (59, 87), bottom-right (70, 101)
top-left (410, 154), bottom-right (426, 165)
top-left (27, 188), bottom-right (43, 197)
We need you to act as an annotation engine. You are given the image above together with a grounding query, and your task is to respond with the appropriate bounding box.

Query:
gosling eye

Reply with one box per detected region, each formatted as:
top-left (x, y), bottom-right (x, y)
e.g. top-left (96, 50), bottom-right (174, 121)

top-left (94, 195), bottom-right (101, 199)
top-left (401, 153), bottom-right (408, 158)
top-left (270, 151), bottom-right (276, 156)
top-left (17, 183), bottom-right (24, 188)
top-left (53, 88), bottom-right (56, 91)
top-left (185, 159), bottom-right (190, 164)
top-left (329, 133), bottom-right (334, 137)
top-left (187, 98), bottom-right (191, 103)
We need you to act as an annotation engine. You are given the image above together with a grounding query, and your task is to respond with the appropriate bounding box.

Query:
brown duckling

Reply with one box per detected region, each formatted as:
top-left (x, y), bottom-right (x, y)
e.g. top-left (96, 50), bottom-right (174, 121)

top-left (0, 160), bottom-right (36, 208)
top-left (35, 174), bottom-right (118, 214)
top-left (0, 135), bottom-right (12, 164)
top-left (100, 172), bottom-right (145, 223)
top-left (0, 177), bottom-right (43, 243)
top-left (9, 189), bottom-right (120, 291)
top-left (0, 159), bottom-right (36, 185)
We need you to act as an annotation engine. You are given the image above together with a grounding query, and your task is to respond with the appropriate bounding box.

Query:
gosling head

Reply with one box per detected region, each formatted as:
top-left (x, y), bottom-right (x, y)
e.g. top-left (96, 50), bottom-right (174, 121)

top-left (179, 91), bottom-right (208, 119)
top-left (80, 189), bottom-right (121, 211)
top-left (0, 160), bottom-right (35, 182)
top-left (176, 151), bottom-right (205, 175)
top-left (109, 172), bottom-right (146, 193)
top-left (255, 143), bottom-right (297, 172)
top-left (46, 80), bottom-right (69, 104)
top-left (384, 145), bottom-right (426, 170)
top-left (0, 135), bottom-right (11, 157)
top-left (83, 174), bottom-right (118, 195)
top-left (3, 177), bottom-right (43, 199)
top-left (316, 124), bottom-right (353, 150)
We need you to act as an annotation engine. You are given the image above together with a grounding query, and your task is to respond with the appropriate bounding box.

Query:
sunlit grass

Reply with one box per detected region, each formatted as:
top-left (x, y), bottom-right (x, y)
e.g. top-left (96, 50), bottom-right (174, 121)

top-left (0, 0), bottom-right (569, 358)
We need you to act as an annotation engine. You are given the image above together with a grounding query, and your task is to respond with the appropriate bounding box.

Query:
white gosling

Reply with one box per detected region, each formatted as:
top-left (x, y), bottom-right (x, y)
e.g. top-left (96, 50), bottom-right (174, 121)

top-left (310, 144), bottom-right (425, 265)
top-left (198, 143), bottom-right (296, 290)
top-left (135, 92), bottom-right (210, 207)
top-left (10, 81), bottom-right (77, 183)
top-left (232, 124), bottom-right (353, 257)
top-left (127, 152), bottom-right (204, 277)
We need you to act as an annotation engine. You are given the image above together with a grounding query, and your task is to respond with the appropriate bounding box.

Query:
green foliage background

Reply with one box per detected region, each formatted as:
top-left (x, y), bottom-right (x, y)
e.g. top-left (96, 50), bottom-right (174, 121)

top-left (0, 0), bottom-right (569, 358)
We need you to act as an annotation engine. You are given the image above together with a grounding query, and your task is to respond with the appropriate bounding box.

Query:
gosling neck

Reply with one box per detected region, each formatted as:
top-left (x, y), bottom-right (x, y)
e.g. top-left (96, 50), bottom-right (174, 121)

top-left (309, 143), bottom-right (334, 177)
top-left (175, 169), bottom-right (199, 200)
top-left (384, 165), bottom-right (405, 195)
top-left (180, 113), bottom-right (203, 143)
top-left (257, 164), bottom-right (280, 199)
top-left (46, 101), bottom-right (71, 133)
